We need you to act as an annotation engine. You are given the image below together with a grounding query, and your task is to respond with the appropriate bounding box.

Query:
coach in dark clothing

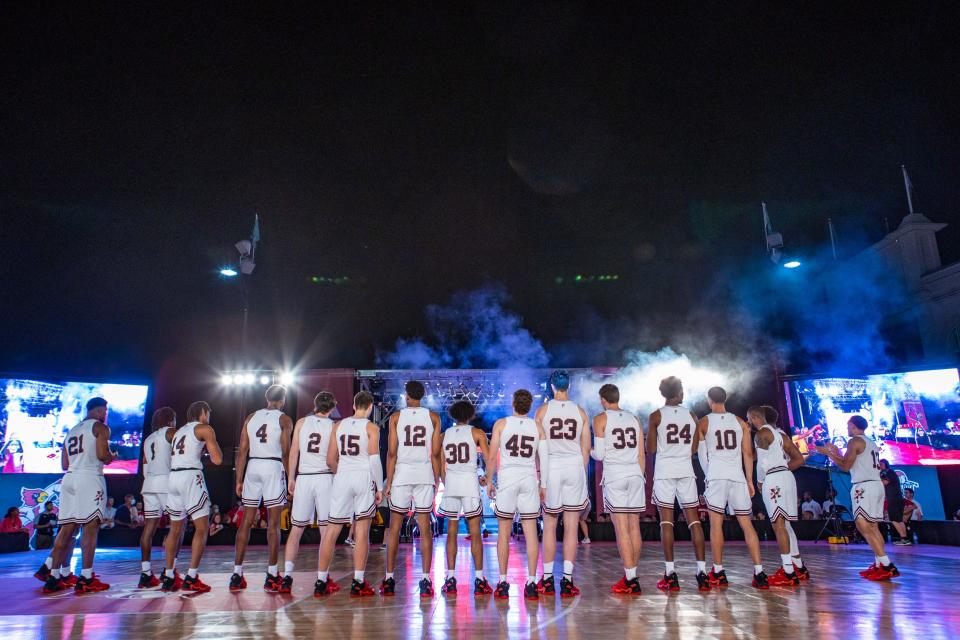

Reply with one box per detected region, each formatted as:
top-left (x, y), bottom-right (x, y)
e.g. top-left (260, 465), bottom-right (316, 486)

top-left (879, 460), bottom-right (910, 545)
top-left (35, 502), bottom-right (58, 549)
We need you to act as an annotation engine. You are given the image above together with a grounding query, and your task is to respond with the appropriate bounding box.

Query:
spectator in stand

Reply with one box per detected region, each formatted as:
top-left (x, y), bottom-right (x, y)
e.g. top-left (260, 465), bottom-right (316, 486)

top-left (115, 494), bottom-right (136, 527)
top-left (209, 511), bottom-right (225, 539)
top-left (822, 488), bottom-right (837, 514)
top-left (903, 488), bottom-right (922, 521)
top-left (879, 459), bottom-right (911, 545)
top-left (34, 502), bottom-right (58, 549)
top-left (133, 501), bottom-right (145, 526)
top-left (0, 507), bottom-right (26, 533)
top-left (255, 505), bottom-right (268, 529)
top-left (226, 500), bottom-right (244, 528)
top-left (578, 502), bottom-right (591, 544)
top-left (697, 494), bottom-right (709, 522)
top-left (100, 497), bottom-right (117, 529)
top-left (801, 492), bottom-right (823, 519)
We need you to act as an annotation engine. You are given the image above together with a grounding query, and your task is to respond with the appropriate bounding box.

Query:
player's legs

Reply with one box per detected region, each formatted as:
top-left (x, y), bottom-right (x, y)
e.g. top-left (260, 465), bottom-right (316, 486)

top-left (445, 517), bottom-right (459, 571)
top-left (628, 516), bottom-right (642, 564)
top-left (352, 516), bottom-right (372, 574)
top-left (708, 510), bottom-right (725, 566)
top-left (561, 510), bottom-right (578, 564)
top-left (891, 519), bottom-right (908, 539)
top-left (48, 522), bottom-right (78, 578)
top-left (315, 525), bottom-right (331, 571)
top-left (188, 514), bottom-right (209, 571)
top-left (785, 521), bottom-right (803, 563)
top-left (267, 505), bottom-right (283, 570)
top-left (611, 513), bottom-right (636, 572)
top-left (466, 515), bottom-right (483, 573)
top-left (233, 506), bottom-right (258, 566)
top-left (496, 516), bottom-right (512, 576)
top-left (140, 517), bottom-right (160, 563)
top-left (78, 519), bottom-right (101, 575)
top-left (165, 518), bottom-right (185, 571)
top-left (415, 511), bottom-right (433, 573)
top-left (855, 516), bottom-right (887, 557)
top-left (385, 511), bottom-right (403, 573)
top-left (735, 514), bottom-right (763, 566)
top-left (285, 525), bottom-right (306, 571)
top-left (520, 518), bottom-right (540, 578)
top-left (683, 506), bottom-right (706, 561)
top-left (771, 516), bottom-right (791, 555)
top-left (317, 523), bottom-right (343, 573)
top-left (657, 506), bottom-right (676, 561)
top-left (541, 512), bottom-right (558, 573)
top-left (578, 519), bottom-right (589, 540)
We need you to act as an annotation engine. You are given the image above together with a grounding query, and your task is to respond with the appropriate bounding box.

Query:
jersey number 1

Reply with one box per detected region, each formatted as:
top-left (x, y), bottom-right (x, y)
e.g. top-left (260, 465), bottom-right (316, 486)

top-left (67, 435), bottom-right (84, 456)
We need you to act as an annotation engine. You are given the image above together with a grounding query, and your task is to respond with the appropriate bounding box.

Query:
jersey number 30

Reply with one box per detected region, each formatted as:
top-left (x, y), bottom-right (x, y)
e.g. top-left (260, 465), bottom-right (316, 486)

top-left (445, 442), bottom-right (470, 464)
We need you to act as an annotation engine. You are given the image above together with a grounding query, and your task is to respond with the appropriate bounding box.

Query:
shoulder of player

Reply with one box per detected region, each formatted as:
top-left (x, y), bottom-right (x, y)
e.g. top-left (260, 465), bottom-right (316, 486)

top-left (93, 421), bottom-right (111, 436)
top-left (280, 413), bottom-right (294, 428)
top-left (471, 426), bottom-right (487, 438)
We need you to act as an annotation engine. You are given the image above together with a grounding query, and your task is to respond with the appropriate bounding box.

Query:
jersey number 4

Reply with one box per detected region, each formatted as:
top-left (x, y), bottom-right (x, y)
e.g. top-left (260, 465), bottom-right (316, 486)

top-left (445, 442), bottom-right (471, 464)
top-left (403, 425), bottom-right (427, 447)
top-left (174, 436), bottom-right (186, 455)
top-left (255, 424), bottom-right (268, 443)
top-left (611, 427), bottom-right (637, 450)
top-left (66, 435), bottom-right (84, 456)
top-left (548, 418), bottom-right (577, 440)
top-left (339, 434), bottom-right (360, 456)
top-left (665, 423), bottom-right (692, 445)
top-left (505, 434), bottom-right (535, 458)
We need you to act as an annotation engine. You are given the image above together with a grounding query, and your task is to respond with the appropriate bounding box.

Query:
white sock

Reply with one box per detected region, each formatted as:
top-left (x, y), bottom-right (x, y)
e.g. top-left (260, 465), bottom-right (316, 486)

top-left (60, 566), bottom-right (71, 576)
top-left (187, 568), bottom-right (198, 578)
top-left (354, 570), bottom-right (364, 581)
top-left (665, 561), bottom-right (675, 574)
top-left (268, 564), bottom-right (278, 577)
top-left (878, 555), bottom-right (891, 567)
top-left (754, 564), bottom-right (763, 575)
top-left (625, 567), bottom-right (637, 580)
top-left (44, 557), bottom-right (54, 570)
top-left (51, 567), bottom-right (61, 579)
top-left (285, 561), bottom-right (295, 575)
top-left (318, 571), bottom-right (328, 581)
top-left (141, 561), bottom-right (151, 573)
top-left (563, 561), bottom-right (574, 578)
top-left (793, 556), bottom-right (803, 568)
top-left (234, 565), bottom-right (243, 576)
top-left (385, 572), bottom-right (394, 580)
top-left (527, 575), bottom-right (537, 584)
top-left (543, 562), bottom-right (554, 576)
top-left (781, 554), bottom-right (794, 573)
top-left (475, 570), bottom-right (484, 581)
top-left (713, 563), bottom-right (723, 573)
top-left (446, 570), bottom-right (455, 579)
top-left (172, 558), bottom-right (177, 569)
top-left (499, 575), bottom-right (508, 584)
top-left (786, 522), bottom-right (799, 556)
top-left (81, 568), bottom-right (93, 579)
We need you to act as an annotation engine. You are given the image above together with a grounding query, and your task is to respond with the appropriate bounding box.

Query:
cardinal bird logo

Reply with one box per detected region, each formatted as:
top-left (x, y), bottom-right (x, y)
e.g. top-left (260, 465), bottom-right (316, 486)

top-left (854, 487), bottom-right (865, 503)
top-left (18, 480), bottom-right (62, 539)
top-left (768, 486), bottom-right (782, 503)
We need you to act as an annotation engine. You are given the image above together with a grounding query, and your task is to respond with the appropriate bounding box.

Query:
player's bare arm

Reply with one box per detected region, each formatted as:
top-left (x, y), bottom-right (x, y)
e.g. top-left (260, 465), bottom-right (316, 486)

top-left (646, 409), bottom-right (661, 454)
top-left (279, 413), bottom-right (293, 474)
top-left (637, 416), bottom-right (647, 474)
top-left (367, 421), bottom-right (383, 504)
top-left (474, 428), bottom-right (490, 486)
top-left (755, 427), bottom-right (774, 450)
top-left (430, 411), bottom-right (443, 482)
top-left (326, 422), bottom-right (340, 472)
top-left (817, 437), bottom-right (862, 471)
top-left (737, 416), bottom-right (755, 493)
top-left (287, 418), bottom-right (304, 495)
top-left (385, 412), bottom-right (400, 494)
top-left (534, 403), bottom-right (548, 429)
top-left (593, 412), bottom-right (607, 438)
top-left (579, 406), bottom-right (591, 469)
top-left (60, 438), bottom-right (69, 471)
top-left (485, 419), bottom-right (503, 497)
top-left (536, 422), bottom-right (549, 501)
top-left (94, 422), bottom-right (115, 464)
top-left (198, 424), bottom-right (223, 465)
top-left (783, 433), bottom-right (804, 470)
top-left (235, 413), bottom-right (252, 496)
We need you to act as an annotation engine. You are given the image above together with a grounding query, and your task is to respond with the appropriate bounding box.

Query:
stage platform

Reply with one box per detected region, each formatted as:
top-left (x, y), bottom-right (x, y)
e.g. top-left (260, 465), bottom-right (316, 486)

top-left (2, 539), bottom-right (958, 639)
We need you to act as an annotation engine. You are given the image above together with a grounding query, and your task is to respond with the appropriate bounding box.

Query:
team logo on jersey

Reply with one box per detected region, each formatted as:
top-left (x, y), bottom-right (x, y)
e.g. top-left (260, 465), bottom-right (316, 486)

top-left (854, 487), bottom-right (865, 503)
top-left (768, 486), bottom-right (782, 503)
top-left (94, 489), bottom-right (104, 503)
top-left (17, 479), bottom-right (62, 539)
top-left (195, 474), bottom-right (203, 487)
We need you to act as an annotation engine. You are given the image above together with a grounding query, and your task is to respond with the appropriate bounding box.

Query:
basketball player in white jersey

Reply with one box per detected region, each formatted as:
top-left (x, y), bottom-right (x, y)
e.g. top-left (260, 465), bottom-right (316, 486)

top-left (282, 391), bottom-right (339, 596)
top-left (137, 407), bottom-right (179, 588)
top-left (486, 389), bottom-right (549, 601)
top-left (535, 370), bottom-right (590, 597)
top-left (231, 385), bottom-right (293, 592)
top-left (161, 401), bottom-right (223, 592)
top-left (382, 380), bottom-right (442, 597)
top-left (590, 384), bottom-right (644, 595)
top-left (817, 415), bottom-right (899, 580)
top-left (647, 376), bottom-right (709, 592)
top-left (748, 405), bottom-right (808, 586)
top-left (40, 397), bottom-right (116, 594)
top-left (438, 400), bottom-right (493, 596)
top-left (316, 391), bottom-right (383, 597)
top-left (692, 387), bottom-right (768, 589)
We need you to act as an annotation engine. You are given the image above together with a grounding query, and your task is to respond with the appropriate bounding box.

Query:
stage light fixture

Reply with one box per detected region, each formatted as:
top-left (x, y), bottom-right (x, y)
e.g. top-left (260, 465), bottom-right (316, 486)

top-left (244, 373), bottom-right (255, 385)
top-left (784, 260), bottom-right (802, 269)
top-left (220, 267), bottom-right (239, 277)
top-left (233, 373), bottom-right (245, 385)
top-left (280, 371), bottom-right (295, 386)
top-left (221, 374), bottom-right (234, 386)
top-left (259, 375), bottom-right (270, 385)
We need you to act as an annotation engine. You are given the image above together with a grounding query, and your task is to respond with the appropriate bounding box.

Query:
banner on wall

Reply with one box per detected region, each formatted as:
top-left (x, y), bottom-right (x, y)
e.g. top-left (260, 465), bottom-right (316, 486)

top-left (0, 473), bottom-right (65, 542)
top-left (831, 464), bottom-right (945, 520)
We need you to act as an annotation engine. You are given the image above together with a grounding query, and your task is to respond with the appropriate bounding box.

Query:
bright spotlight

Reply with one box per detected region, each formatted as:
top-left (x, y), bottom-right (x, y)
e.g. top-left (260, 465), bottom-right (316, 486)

top-left (232, 373), bottom-right (244, 385)
top-left (783, 260), bottom-right (802, 269)
top-left (220, 267), bottom-right (239, 277)
top-left (243, 373), bottom-right (255, 385)
top-left (280, 372), bottom-right (295, 386)
top-left (221, 374), bottom-right (234, 386)
top-left (259, 375), bottom-right (270, 385)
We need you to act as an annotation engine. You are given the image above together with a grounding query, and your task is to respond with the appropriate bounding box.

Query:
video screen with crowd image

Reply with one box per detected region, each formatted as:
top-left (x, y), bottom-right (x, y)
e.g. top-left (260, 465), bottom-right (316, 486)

top-left (783, 367), bottom-right (960, 467)
top-left (0, 377), bottom-right (149, 474)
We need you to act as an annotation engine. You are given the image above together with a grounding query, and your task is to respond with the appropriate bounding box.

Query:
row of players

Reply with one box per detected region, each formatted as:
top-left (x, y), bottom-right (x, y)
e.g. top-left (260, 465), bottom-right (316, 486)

top-left (33, 371), bottom-right (899, 596)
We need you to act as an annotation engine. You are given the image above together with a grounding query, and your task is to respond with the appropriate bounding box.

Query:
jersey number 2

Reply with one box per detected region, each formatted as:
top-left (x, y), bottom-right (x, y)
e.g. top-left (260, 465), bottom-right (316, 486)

top-left (67, 435), bottom-right (84, 456)
top-left (306, 433), bottom-right (322, 454)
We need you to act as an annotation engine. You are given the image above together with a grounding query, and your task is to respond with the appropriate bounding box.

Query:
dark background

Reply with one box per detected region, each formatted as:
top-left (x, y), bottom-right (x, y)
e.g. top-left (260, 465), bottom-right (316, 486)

top-left (2, 3), bottom-right (958, 390)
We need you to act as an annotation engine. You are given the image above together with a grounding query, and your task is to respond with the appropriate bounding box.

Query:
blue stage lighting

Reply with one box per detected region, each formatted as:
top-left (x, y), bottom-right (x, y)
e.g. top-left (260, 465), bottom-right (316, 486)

top-left (783, 261), bottom-right (802, 269)
top-left (220, 267), bottom-right (239, 277)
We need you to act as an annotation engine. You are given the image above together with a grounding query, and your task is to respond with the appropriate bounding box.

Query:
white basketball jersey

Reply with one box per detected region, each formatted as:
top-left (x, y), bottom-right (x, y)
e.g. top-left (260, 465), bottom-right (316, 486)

top-left (394, 407), bottom-right (435, 484)
top-left (601, 410), bottom-right (643, 483)
top-left (442, 425), bottom-right (479, 498)
top-left (850, 435), bottom-right (881, 483)
top-left (298, 415), bottom-right (333, 474)
top-left (703, 413), bottom-right (746, 482)
top-left (171, 422), bottom-right (206, 469)
top-left (542, 400), bottom-right (584, 459)
top-left (654, 405), bottom-right (695, 479)
top-left (499, 416), bottom-right (539, 473)
top-left (247, 408), bottom-right (284, 460)
top-left (335, 418), bottom-right (370, 472)
top-left (755, 424), bottom-right (789, 476)
top-left (143, 428), bottom-right (173, 478)
top-left (64, 419), bottom-right (103, 475)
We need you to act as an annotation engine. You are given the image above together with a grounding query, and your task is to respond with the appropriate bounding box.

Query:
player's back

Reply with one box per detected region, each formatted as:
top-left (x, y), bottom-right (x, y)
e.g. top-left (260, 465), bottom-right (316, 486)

top-left (247, 408), bottom-right (283, 460)
top-left (65, 419), bottom-right (103, 475)
top-left (703, 412), bottom-right (745, 481)
top-left (602, 410), bottom-right (643, 481)
top-left (298, 415), bottom-right (333, 473)
top-left (755, 424), bottom-right (788, 475)
top-left (850, 435), bottom-right (881, 483)
top-left (541, 400), bottom-right (583, 459)
top-left (442, 425), bottom-right (478, 496)
top-left (394, 407), bottom-right (434, 484)
top-left (143, 428), bottom-right (173, 478)
top-left (654, 405), bottom-right (695, 479)
top-left (335, 417), bottom-right (370, 472)
top-left (171, 422), bottom-right (206, 469)
top-left (499, 416), bottom-right (538, 475)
